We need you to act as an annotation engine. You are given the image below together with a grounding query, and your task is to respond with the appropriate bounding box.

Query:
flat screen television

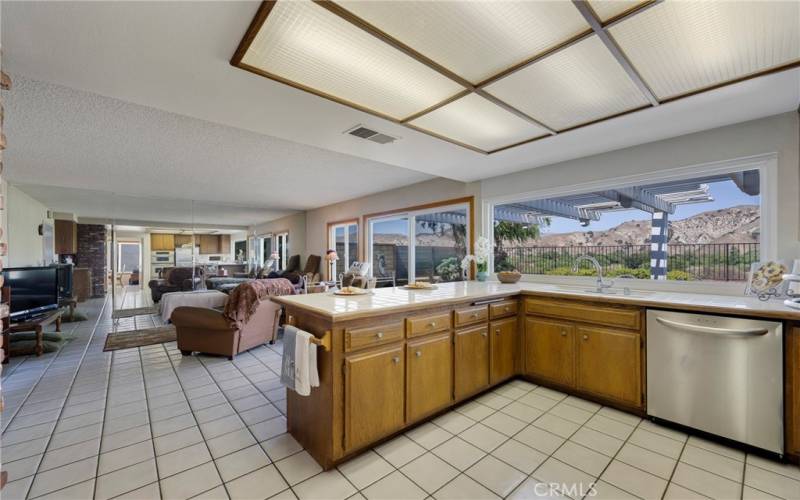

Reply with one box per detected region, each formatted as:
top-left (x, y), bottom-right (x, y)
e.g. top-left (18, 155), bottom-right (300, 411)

top-left (4, 267), bottom-right (59, 321)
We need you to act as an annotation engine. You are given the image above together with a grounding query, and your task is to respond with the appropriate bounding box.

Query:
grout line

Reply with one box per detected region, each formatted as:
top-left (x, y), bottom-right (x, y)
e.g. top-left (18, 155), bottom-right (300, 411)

top-left (21, 297), bottom-right (110, 499)
top-left (137, 343), bottom-right (165, 500)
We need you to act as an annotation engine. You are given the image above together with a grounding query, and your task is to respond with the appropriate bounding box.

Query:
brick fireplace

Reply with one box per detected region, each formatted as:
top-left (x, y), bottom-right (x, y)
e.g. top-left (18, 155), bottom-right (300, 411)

top-left (76, 224), bottom-right (107, 297)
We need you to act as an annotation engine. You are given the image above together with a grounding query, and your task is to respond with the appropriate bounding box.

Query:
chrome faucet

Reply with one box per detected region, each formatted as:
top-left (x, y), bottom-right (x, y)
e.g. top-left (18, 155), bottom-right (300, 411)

top-left (572, 255), bottom-right (614, 293)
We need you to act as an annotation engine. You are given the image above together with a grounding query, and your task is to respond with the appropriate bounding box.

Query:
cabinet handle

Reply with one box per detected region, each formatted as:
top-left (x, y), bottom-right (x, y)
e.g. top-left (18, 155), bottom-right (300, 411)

top-left (561, 330), bottom-right (567, 337)
top-left (471, 313), bottom-right (478, 318)
top-left (415, 350), bottom-right (422, 357)
top-left (583, 334), bottom-right (589, 341)
top-left (428, 322), bottom-right (436, 328)
top-left (392, 356), bottom-right (400, 364)
top-left (504, 306), bottom-right (510, 312)
top-left (481, 331), bottom-right (487, 337)
top-left (495, 329), bottom-right (501, 335)
top-left (376, 332), bottom-right (384, 339)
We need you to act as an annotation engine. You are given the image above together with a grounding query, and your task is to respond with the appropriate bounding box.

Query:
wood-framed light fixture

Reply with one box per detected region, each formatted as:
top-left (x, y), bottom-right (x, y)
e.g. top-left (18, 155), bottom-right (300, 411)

top-left (231, 0), bottom-right (800, 155)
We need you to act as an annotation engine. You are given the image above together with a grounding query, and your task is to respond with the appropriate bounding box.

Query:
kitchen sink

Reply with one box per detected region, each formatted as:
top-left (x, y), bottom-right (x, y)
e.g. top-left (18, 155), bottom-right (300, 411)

top-left (551, 285), bottom-right (655, 297)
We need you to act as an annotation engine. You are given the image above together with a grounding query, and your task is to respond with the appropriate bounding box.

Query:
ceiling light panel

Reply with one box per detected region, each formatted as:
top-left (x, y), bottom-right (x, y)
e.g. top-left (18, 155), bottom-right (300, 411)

top-left (484, 35), bottom-right (650, 130)
top-left (338, 0), bottom-right (590, 83)
top-left (408, 94), bottom-right (549, 152)
top-left (240, 0), bottom-right (464, 120)
top-left (609, 1), bottom-right (800, 100)
top-left (587, 0), bottom-right (648, 22)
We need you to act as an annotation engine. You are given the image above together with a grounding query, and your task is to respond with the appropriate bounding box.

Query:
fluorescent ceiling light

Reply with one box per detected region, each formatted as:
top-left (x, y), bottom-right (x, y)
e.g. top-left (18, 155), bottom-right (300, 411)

top-left (239, 0), bottom-right (463, 120)
top-left (485, 35), bottom-right (650, 130)
top-left (609, 1), bottom-right (800, 99)
top-left (587, 0), bottom-right (648, 22)
top-left (408, 93), bottom-right (549, 152)
top-left (339, 0), bottom-right (590, 83)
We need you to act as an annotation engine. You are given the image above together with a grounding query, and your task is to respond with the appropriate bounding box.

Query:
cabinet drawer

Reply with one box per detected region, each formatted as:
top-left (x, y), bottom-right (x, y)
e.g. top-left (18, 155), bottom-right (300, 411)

top-left (454, 305), bottom-right (488, 328)
top-left (407, 313), bottom-right (451, 337)
top-left (525, 298), bottom-right (640, 330)
top-left (345, 322), bottom-right (404, 352)
top-left (489, 300), bottom-right (518, 319)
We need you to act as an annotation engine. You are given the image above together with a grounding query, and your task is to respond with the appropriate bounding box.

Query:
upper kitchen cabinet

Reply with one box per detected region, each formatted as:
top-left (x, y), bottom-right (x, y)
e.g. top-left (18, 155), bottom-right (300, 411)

top-left (199, 234), bottom-right (221, 254)
top-left (151, 233), bottom-right (175, 251)
top-left (174, 234), bottom-right (193, 247)
top-left (54, 219), bottom-right (77, 254)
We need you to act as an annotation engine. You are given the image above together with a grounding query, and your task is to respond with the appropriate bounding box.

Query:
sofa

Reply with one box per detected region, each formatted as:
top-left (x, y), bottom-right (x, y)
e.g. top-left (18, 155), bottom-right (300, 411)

top-left (171, 299), bottom-right (281, 359)
top-left (148, 267), bottom-right (204, 303)
top-left (171, 278), bottom-right (294, 359)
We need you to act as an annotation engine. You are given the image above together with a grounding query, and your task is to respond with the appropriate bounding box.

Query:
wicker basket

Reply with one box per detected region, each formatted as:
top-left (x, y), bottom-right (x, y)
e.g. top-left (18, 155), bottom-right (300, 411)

top-left (497, 271), bottom-right (522, 284)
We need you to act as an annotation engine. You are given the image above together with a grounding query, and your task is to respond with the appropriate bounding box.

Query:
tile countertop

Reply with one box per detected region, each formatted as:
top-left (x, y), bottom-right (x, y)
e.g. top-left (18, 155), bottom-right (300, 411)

top-left (271, 281), bottom-right (800, 322)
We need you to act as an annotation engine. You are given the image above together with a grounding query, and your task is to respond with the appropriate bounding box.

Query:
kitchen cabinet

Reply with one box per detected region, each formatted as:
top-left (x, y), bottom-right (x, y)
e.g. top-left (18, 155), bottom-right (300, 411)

top-left (220, 234), bottom-right (231, 252)
top-left (576, 326), bottom-right (641, 406)
top-left (54, 220), bottom-right (77, 254)
top-left (198, 234), bottom-right (220, 254)
top-left (490, 317), bottom-right (517, 384)
top-left (344, 345), bottom-right (405, 452)
top-left (525, 317), bottom-right (575, 386)
top-left (151, 234), bottom-right (175, 251)
top-left (406, 333), bottom-right (452, 422)
top-left (788, 324), bottom-right (800, 457)
top-left (454, 324), bottom-right (489, 399)
top-left (174, 234), bottom-right (193, 247)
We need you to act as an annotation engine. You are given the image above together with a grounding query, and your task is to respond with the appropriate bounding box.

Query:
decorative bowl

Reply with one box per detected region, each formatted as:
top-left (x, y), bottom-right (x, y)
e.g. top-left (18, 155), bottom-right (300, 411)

top-left (497, 271), bottom-right (522, 284)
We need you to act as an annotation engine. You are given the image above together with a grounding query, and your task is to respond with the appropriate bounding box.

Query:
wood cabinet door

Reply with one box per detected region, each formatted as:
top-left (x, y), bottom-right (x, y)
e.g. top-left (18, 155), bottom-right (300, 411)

top-left (454, 325), bottom-right (489, 399)
top-left (150, 234), bottom-right (161, 250)
top-left (407, 333), bottom-right (452, 422)
top-left (175, 234), bottom-right (192, 247)
top-left (576, 326), bottom-right (641, 406)
top-left (786, 325), bottom-right (800, 456)
top-left (54, 220), bottom-right (77, 254)
top-left (490, 317), bottom-right (517, 384)
top-left (344, 346), bottom-right (405, 451)
top-left (220, 234), bottom-right (231, 253)
top-left (524, 317), bottom-right (575, 387)
top-left (162, 234), bottom-right (175, 250)
top-left (199, 235), bottom-right (220, 254)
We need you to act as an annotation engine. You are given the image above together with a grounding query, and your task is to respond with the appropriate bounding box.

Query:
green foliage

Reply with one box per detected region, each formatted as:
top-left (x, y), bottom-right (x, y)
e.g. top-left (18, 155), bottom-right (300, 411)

top-left (544, 267), bottom-right (599, 276)
top-left (435, 257), bottom-right (462, 282)
top-left (666, 270), bottom-right (694, 281)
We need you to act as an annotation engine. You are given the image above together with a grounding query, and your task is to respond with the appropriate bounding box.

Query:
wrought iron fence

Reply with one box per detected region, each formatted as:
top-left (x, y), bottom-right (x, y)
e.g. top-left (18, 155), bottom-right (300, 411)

top-left (497, 243), bottom-right (760, 281)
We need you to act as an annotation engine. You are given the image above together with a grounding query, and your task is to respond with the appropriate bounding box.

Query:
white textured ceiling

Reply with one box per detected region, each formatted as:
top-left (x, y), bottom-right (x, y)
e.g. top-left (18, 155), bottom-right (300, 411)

top-left (3, 76), bottom-right (432, 224)
top-left (2, 0), bottom-right (799, 195)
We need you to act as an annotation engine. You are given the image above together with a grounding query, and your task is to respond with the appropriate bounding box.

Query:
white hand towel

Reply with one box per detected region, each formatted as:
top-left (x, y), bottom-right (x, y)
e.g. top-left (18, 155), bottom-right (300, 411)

top-left (293, 330), bottom-right (320, 396)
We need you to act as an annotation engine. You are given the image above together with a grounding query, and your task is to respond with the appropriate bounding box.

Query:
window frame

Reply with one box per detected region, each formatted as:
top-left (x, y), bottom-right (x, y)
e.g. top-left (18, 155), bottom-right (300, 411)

top-left (327, 219), bottom-right (359, 280)
top-left (482, 153), bottom-right (778, 293)
top-left (364, 196), bottom-right (475, 283)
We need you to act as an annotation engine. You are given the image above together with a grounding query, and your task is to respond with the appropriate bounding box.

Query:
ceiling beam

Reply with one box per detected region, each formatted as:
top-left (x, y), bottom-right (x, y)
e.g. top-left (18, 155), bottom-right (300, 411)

top-left (729, 170), bottom-right (761, 196)
top-left (474, 90), bottom-right (557, 135)
top-left (571, 0), bottom-right (660, 107)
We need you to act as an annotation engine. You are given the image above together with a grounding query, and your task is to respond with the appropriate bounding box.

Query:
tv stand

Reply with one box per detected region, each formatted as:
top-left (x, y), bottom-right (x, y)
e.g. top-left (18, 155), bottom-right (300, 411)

top-left (9, 309), bottom-right (63, 357)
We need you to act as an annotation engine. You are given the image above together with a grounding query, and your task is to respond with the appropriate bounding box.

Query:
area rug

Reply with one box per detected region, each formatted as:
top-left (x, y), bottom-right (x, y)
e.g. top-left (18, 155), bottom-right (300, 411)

top-left (111, 305), bottom-right (159, 319)
top-left (103, 325), bottom-right (176, 351)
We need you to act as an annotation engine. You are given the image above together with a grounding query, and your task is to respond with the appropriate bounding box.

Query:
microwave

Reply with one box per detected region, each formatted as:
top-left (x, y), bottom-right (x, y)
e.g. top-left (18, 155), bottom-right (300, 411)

top-left (151, 251), bottom-right (174, 264)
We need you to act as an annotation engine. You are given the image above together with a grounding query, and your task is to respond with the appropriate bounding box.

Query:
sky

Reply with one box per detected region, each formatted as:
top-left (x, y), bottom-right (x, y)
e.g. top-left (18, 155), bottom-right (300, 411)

top-left (533, 180), bottom-right (760, 235)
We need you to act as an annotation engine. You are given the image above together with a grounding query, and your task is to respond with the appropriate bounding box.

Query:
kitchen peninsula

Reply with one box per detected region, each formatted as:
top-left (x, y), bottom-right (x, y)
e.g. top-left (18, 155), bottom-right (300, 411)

top-left (272, 282), bottom-right (800, 469)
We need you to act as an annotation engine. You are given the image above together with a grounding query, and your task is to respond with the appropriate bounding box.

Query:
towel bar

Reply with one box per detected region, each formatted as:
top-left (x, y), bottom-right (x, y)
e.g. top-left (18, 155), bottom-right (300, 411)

top-left (286, 314), bottom-right (331, 352)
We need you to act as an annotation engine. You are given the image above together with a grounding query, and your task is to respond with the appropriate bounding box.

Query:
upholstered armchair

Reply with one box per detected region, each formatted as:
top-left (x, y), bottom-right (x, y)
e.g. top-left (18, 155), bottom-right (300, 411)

top-left (171, 297), bottom-right (281, 359)
top-left (148, 267), bottom-right (204, 302)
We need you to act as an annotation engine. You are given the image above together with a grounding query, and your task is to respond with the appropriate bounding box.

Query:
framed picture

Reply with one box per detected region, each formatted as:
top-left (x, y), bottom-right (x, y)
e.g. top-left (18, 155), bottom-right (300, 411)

top-left (745, 260), bottom-right (790, 298)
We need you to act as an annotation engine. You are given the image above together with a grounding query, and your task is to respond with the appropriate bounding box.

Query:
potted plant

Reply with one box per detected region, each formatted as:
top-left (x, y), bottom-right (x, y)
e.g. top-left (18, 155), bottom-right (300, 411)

top-left (462, 236), bottom-right (492, 282)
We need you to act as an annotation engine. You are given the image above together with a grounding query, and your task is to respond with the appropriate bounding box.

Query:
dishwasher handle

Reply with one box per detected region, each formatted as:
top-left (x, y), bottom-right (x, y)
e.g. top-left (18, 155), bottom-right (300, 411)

top-left (654, 316), bottom-right (769, 337)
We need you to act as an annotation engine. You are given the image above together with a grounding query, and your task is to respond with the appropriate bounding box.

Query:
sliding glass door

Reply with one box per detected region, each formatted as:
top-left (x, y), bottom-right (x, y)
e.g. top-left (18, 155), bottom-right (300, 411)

top-left (369, 216), bottom-right (409, 286)
top-left (329, 221), bottom-right (359, 279)
top-left (367, 201), bottom-right (470, 286)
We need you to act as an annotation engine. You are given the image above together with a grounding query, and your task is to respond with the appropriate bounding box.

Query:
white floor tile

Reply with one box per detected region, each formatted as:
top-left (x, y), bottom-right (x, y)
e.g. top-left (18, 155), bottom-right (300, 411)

top-left (95, 458), bottom-right (159, 500)
top-left (433, 411), bottom-right (476, 434)
top-left (400, 452), bottom-right (459, 493)
top-left (491, 439), bottom-right (547, 474)
top-left (459, 423), bottom-right (507, 452)
top-left (481, 411), bottom-right (527, 437)
top-left (433, 473), bottom-right (500, 500)
top-left (374, 435), bottom-right (426, 468)
top-left (275, 450), bottom-right (323, 485)
top-left (672, 462), bottom-right (742, 499)
top-left (337, 450), bottom-right (394, 490)
top-left (361, 470), bottom-right (427, 500)
top-left (293, 470), bottom-right (357, 500)
top-left (215, 444), bottom-right (272, 482)
top-left (28, 456), bottom-right (98, 498)
top-left (628, 427), bottom-right (685, 459)
top-left (681, 444), bottom-right (744, 482)
top-left (616, 442), bottom-right (677, 479)
top-left (405, 422), bottom-right (452, 450)
top-left (465, 455), bottom-right (526, 497)
top-left (515, 425), bottom-right (566, 455)
top-left (156, 441), bottom-right (212, 478)
top-left (532, 458), bottom-right (596, 500)
top-left (744, 463), bottom-right (800, 499)
top-left (601, 460), bottom-right (668, 500)
top-left (500, 401), bottom-right (544, 423)
top-left (159, 461), bottom-right (222, 500)
top-left (552, 441), bottom-right (611, 477)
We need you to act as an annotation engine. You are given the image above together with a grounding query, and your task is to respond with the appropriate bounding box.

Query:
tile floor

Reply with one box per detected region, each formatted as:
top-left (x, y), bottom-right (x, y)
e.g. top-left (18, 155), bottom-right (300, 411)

top-left (1, 289), bottom-right (799, 499)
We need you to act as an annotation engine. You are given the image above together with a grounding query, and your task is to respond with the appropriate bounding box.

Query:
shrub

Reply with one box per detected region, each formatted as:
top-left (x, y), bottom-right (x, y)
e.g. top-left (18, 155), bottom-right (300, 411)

top-left (667, 270), bottom-right (694, 281)
top-left (435, 257), bottom-right (462, 282)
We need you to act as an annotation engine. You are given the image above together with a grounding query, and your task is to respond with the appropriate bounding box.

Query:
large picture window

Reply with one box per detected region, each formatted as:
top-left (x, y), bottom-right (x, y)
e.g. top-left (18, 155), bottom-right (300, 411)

top-left (491, 169), bottom-right (762, 282)
top-left (367, 199), bottom-right (472, 286)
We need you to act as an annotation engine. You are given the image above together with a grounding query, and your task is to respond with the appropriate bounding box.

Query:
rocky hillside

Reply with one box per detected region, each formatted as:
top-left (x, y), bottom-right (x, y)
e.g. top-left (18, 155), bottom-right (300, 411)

top-left (526, 205), bottom-right (759, 247)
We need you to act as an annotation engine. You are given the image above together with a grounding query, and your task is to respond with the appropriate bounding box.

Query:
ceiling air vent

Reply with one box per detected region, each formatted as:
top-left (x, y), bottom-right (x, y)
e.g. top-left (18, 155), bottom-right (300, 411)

top-left (345, 125), bottom-right (398, 144)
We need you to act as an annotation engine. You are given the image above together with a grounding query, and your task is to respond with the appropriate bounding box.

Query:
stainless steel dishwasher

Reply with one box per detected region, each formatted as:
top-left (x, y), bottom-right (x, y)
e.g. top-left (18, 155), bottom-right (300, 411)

top-left (647, 310), bottom-right (784, 454)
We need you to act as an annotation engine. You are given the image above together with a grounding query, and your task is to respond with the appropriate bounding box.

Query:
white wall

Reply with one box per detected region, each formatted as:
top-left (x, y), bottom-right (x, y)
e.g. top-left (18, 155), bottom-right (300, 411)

top-left (249, 212), bottom-right (307, 264)
top-left (482, 112), bottom-right (800, 261)
top-left (5, 182), bottom-right (53, 267)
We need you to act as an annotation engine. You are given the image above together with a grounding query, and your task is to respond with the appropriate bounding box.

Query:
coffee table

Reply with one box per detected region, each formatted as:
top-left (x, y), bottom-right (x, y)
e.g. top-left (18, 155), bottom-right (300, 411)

top-left (9, 309), bottom-right (63, 356)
